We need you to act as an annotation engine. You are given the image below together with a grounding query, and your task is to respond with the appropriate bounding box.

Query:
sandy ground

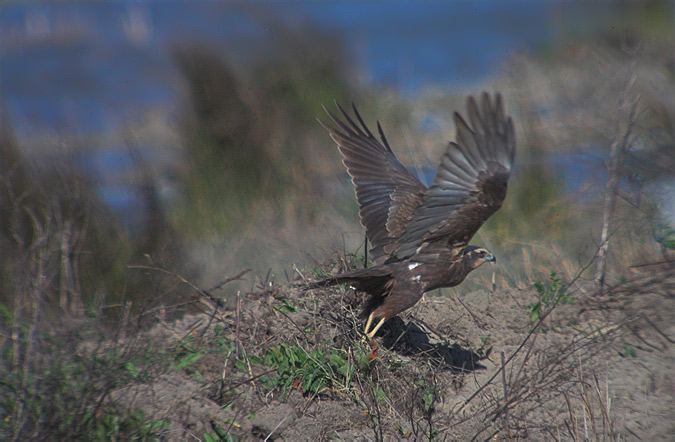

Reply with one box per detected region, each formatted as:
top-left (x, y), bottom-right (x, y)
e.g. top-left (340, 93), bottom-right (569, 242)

top-left (108, 260), bottom-right (674, 441)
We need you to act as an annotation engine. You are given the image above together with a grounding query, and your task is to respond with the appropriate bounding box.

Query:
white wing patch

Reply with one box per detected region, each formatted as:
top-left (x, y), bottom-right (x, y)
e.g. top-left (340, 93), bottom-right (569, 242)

top-left (413, 275), bottom-right (421, 281)
top-left (408, 262), bottom-right (421, 270)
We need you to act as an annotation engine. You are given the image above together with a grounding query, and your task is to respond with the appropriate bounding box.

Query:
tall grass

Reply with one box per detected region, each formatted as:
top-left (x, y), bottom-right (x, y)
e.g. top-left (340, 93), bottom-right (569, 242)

top-left (170, 24), bottom-right (353, 238)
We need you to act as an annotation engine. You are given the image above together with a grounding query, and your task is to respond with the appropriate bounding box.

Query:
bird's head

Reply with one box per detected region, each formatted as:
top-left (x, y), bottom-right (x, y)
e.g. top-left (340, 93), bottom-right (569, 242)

top-left (462, 246), bottom-right (496, 270)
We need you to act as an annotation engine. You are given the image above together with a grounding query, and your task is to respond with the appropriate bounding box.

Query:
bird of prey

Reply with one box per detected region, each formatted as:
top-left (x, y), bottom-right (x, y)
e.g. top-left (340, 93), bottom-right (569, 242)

top-left (313, 92), bottom-right (516, 338)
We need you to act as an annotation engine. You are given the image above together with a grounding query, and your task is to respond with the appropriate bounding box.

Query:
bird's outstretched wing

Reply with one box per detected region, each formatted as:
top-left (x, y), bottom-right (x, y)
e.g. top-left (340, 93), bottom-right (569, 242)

top-left (391, 92), bottom-right (516, 260)
top-left (320, 103), bottom-right (427, 265)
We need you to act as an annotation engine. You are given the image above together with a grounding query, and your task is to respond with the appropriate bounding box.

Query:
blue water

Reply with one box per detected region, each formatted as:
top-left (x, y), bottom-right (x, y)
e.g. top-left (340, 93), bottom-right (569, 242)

top-left (1, 2), bottom-right (553, 137)
top-left (4, 2), bottom-right (670, 232)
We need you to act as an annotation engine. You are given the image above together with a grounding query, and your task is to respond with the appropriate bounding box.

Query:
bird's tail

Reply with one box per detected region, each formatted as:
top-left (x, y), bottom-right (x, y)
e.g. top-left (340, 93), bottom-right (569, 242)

top-left (303, 266), bottom-right (392, 292)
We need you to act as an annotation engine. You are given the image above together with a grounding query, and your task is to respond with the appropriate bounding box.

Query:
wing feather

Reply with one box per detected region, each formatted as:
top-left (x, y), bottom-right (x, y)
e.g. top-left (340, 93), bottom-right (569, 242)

top-left (320, 103), bottom-right (427, 265)
top-left (391, 92), bottom-right (515, 260)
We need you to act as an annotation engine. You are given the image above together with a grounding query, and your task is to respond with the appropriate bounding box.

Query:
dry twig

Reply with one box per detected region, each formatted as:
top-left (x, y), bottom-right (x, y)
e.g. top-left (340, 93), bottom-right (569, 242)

top-left (595, 94), bottom-right (640, 293)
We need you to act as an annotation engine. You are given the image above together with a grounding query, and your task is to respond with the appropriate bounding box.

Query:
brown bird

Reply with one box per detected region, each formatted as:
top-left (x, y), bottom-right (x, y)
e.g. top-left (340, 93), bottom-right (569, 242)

top-left (312, 92), bottom-right (516, 338)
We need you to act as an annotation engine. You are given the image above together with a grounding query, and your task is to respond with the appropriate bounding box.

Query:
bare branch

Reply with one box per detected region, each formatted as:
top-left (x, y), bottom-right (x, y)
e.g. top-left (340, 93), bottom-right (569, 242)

top-left (594, 94), bottom-right (640, 293)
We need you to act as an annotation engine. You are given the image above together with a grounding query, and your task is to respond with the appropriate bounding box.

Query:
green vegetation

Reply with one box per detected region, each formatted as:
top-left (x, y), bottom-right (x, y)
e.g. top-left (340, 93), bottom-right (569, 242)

top-left (620, 342), bottom-right (637, 358)
top-left (252, 341), bottom-right (373, 399)
top-left (171, 26), bottom-right (353, 238)
top-left (273, 298), bottom-right (299, 314)
top-left (657, 225), bottom-right (675, 250)
top-left (203, 422), bottom-right (234, 442)
top-left (173, 341), bottom-right (205, 372)
top-left (526, 271), bottom-right (574, 323)
top-left (0, 315), bottom-right (169, 441)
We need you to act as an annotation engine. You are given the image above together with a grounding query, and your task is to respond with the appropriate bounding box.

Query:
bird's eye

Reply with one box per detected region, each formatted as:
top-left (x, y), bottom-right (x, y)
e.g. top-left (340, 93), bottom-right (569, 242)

top-left (478, 250), bottom-right (485, 256)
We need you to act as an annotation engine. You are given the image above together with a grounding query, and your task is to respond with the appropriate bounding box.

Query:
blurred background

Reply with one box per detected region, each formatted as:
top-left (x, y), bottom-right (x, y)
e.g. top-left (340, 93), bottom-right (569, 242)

top-left (1, 1), bottom-right (673, 317)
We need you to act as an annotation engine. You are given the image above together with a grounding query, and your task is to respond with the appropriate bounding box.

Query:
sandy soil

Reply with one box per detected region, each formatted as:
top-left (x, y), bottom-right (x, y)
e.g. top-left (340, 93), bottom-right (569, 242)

top-left (111, 262), bottom-right (674, 441)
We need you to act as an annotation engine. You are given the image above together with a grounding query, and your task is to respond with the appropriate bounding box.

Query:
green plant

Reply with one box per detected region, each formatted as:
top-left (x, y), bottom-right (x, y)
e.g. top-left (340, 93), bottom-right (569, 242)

top-left (345, 252), bottom-right (372, 269)
top-left (312, 267), bottom-right (334, 280)
top-left (526, 271), bottom-right (574, 322)
top-left (203, 420), bottom-right (234, 442)
top-left (274, 298), bottom-right (299, 314)
top-left (413, 373), bottom-right (440, 441)
top-left (478, 335), bottom-right (493, 356)
top-left (255, 342), bottom-right (372, 399)
top-left (657, 225), bottom-right (675, 250)
top-left (172, 337), bottom-right (204, 372)
top-left (213, 327), bottom-right (240, 356)
top-left (85, 407), bottom-right (170, 442)
top-left (415, 376), bottom-right (437, 416)
top-left (620, 342), bottom-right (637, 358)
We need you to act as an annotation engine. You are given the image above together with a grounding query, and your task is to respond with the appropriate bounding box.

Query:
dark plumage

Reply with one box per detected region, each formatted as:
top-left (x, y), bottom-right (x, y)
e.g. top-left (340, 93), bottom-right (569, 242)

top-left (312, 93), bottom-right (516, 338)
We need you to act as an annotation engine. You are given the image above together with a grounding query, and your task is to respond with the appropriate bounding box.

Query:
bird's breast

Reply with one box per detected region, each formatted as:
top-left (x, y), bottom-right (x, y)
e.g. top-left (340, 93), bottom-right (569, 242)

top-left (414, 260), bottom-right (469, 292)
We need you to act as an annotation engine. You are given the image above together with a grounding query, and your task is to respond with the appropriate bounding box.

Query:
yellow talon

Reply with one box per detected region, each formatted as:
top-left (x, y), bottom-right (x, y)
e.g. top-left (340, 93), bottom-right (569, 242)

top-left (364, 313), bottom-right (374, 336)
top-left (366, 318), bottom-right (386, 339)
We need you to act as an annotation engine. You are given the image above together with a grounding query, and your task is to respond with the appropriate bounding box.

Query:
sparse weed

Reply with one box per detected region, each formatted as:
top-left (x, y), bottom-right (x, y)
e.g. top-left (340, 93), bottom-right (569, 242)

top-left (213, 325), bottom-right (240, 355)
top-left (0, 319), bottom-right (170, 441)
top-left (203, 420), bottom-right (234, 442)
top-left (172, 337), bottom-right (205, 372)
top-left (407, 370), bottom-right (441, 441)
top-left (85, 407), bottom-right (170, 442)
top-left (312, 268), bottom-right (334, 280)
top-left (345, 252), bottom-right (371, 269)
top-left (526, 271), bottom-right (574, 322)
top-left (479, 335), bottom-right (493, 355)
top-left (274, 298), bottom-right (299, 314)
top-left (619, 342), bottom-right (637, 358)
top-left (660, 226), bottom-right (675, 250)
top-left (420, 382), bottom-right (436, 415)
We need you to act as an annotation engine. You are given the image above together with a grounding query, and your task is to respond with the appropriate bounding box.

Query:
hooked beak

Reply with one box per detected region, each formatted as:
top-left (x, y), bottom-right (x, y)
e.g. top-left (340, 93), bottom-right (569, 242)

top-left (485, 253), bottom-right (496, 263)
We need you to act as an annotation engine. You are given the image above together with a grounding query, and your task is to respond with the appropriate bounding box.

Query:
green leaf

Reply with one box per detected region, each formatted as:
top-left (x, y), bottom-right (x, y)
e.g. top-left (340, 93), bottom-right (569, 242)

top-left (622, 344), bottom-right (636, 358)
top-left (124, 361), bottom-right (140, 378)
top-left (311, 377), bottom-right (326, 393)
top-left (304, 372), bottom-right (315, 392)
top-left (248, 355), bottom-right (263, 365)
top-left (328, 353), bottom-right (345, 370)
top-left (175, 352), bottom-right (203, 370)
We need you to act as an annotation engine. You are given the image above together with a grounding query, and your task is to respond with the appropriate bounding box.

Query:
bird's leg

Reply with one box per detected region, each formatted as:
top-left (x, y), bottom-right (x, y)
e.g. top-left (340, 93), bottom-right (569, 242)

top-left (366, 318), bottom-right (386, 339)
top-left (364, 313), bottom-right (375, 336)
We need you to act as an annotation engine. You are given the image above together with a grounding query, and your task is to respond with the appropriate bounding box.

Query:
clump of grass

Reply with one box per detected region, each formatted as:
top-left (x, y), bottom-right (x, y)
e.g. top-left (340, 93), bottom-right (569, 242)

top-left (251, 341), bottom-right (373, 399)
top-left (171, 337), bottom-right (206, 376)
top-left (0, 312), bottom-right (170, 441)
top-left (202, 426), bottom-right (234, 442)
